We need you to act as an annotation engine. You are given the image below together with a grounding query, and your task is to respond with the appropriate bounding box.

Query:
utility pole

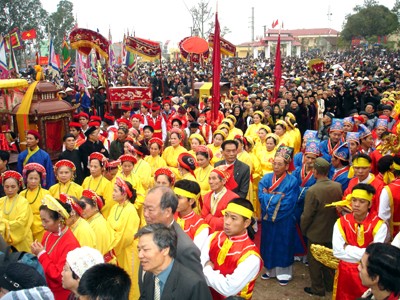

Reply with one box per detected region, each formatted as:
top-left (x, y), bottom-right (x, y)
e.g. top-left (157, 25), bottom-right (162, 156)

top-left (251, 7), bottom-right (255, 42)
top-left (263, 25), bottom-right (267, 38)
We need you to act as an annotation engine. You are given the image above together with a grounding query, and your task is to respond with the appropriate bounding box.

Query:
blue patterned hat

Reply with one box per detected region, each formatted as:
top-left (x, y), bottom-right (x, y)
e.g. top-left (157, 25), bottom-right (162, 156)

top-left (343, 116), bottom-right (354, 125)
top-left (375, 118), bottom-right (388, 129)
top-left (333, 142), bottom-right (350, 161)
top-left (358, 124), bottom-right (372, 139)
top-left (346, 131), bottom-right (360, 144)
top-left (330, 118), bottom-right (344, 132)
top-left (275, 145), bottom-right (294, 162)
top-left (304, 138), bottom-right (320, 156)
top-left (303, 130), bottom-right (318, 141)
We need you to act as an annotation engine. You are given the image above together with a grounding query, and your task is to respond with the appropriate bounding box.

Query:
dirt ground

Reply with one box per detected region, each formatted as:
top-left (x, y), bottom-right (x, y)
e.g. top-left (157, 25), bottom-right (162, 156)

top-left (252, 262), bottom-right (333, 300)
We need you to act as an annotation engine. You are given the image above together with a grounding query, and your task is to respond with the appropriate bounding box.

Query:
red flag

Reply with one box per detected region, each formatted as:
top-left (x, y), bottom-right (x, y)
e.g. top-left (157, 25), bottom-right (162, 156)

top-left (273, 34), bottom-right (281, 102)
top-left (272, 20), bottom-right (279, 29)
top-left (21, 29), bottom-right (37, 40)
top-left (211, 12), bottom-right (221, 122)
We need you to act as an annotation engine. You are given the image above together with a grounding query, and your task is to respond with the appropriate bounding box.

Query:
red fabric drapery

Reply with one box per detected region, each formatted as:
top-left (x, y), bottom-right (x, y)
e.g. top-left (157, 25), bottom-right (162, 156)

top-left (45, 120), bottom-right (64, 152)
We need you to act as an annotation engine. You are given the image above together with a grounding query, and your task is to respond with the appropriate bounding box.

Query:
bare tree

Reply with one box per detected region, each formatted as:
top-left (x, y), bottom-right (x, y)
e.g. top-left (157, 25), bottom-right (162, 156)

top-left (187, 0), bottom-right (214, 38)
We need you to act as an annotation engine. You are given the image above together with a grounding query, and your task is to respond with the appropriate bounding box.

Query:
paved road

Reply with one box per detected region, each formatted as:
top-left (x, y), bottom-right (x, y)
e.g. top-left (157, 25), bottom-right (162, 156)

top-left (252, 262), bottom-right (333, 300)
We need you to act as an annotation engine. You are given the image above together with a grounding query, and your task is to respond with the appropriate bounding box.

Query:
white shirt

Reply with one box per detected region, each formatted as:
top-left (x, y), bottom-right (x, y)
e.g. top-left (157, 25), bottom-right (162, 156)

top-left (378, 187), bottom-right (391, 221)
top-left (332, 216), bottom-right (387, 263)
top-left (200, 234), bottom-right (261, 297)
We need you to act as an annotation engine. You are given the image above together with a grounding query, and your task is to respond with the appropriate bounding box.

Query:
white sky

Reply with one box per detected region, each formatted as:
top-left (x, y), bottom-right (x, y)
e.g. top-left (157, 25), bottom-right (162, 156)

top-left (41, 0), bottom-right (396, 47)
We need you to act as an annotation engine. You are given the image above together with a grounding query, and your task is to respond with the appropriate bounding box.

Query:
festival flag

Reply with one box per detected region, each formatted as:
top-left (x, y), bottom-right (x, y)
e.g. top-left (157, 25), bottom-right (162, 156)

top-left (0, 35), bottom-right (9, 79)
top-left (21, 29), bottom-right (37, 40)
top-left (208, 33), bottom-right (236, 57)
top-left (120, 33), bottom-right (126, 65)
top-left (272, 19), bottom-right (279, 29)
top-left (4, 28), bottom-right (24, 51)
top-left (48, 38), bottom-right (59, 72)
top-left (62, 37), bottom-right (71, 72)
top-left (211, 12), bottom-right (221, 122)
top-left (6, 35), bottom-right (19, 76)
top-left (273, 32), bottom-right (282, 102)
top-left (125, 36), bottom-right (161, 61)
top-left (125, 51), bottom-right (136, 72)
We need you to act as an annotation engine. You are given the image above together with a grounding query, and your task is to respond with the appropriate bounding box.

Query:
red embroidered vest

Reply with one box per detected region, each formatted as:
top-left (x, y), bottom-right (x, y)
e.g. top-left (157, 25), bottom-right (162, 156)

top-left (146, 115), bottom-right (163, 139)
top-left (339, 213), bottom-right (383, 247)
top-left (209, 231), bottom-right (262, 300)
top-left (385, 180), bottom-right (400, 237)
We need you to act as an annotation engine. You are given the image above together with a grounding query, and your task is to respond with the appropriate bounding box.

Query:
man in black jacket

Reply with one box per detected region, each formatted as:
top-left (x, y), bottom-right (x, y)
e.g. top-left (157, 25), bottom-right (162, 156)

top-left (215, 140), bottom-right (250, 198)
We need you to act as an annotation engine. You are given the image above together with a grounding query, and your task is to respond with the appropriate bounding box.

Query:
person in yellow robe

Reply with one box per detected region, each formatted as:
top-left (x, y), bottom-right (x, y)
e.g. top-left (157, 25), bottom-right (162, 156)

top-left (82, 152), bottom-right (114, 219)
top-left (144, 137), bottom-right (167, 178)
top-left (221, 118), bottom-right (243, 140)
top-left (188, 133), bottom-right (206, 158)
top-left (107, 177), bottom-right (140, 300)
top-left (21, 163), bottom-right (50, 242)
top-left (207, 130), bottom-right (226, 166)
top-left (111, 154), bottom-right (146, 227)
top-left (59, 193), bottom-right (97, 249)
top-left (194, 146), bottom-right (213, 198)
top-left (245, 110), bottom-right (265, 141)
top-left (79, 189), bottom-right (114, 260)
top-left (259, 133), bottom-right (280, 175)
top-left (254, 126), bottom-right (272, 156)
top-left (131, 143), bottom-right (152, 191)
top-left (243, 136), bottom-right (263, 220)
top-left (162, 129), bottom-right (187, 180)
top-left (275, 120), bottom-right (294, 149)
top-left (0, 171), bottom-right (33, 252)
top-left (285, 112), bottom-right (302, 154)
top-left (49, 160), bottom-right (83, 199)
top-left (226, 114), bottom-right (244, 137)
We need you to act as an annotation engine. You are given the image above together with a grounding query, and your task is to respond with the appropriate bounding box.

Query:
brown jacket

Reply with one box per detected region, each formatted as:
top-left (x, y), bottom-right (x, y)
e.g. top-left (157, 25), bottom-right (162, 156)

top-left (301, 178), bottom-right (342, 243)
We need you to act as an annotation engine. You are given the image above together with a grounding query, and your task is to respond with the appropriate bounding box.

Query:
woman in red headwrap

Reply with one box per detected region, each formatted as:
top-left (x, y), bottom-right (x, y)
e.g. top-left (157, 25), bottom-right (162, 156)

top-left (82, 152), bottom-right (113, 219)
top-left (144, 137), bottom-right (167, 178)
top-left (21, 163), bottom-right (50, 242)
top-left (49, 160), bottom-right (83, 200)
top-left (79, 189), bottom-right (114, 260)
top-left (107, 177), bottom-right (140, 300)
top-left (177, 152), bottom-right (197, 182)
top-left (0, 170), bottom-right (33, 252)
top-left (111, 154), bottom-right (146, 224)
top-left (154, 167), bottom-right (175, 188)
top-left (162, 128), bottom-right (187, 180)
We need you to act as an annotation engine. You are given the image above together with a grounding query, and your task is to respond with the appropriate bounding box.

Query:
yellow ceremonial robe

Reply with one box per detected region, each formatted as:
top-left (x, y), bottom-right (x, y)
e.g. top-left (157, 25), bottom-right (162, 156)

top-left (194, 164), bottom-right (213, 198)
top-left (287, 127), bottom-right (301, 154)
top-left (69, 217), bottom-right (97, 248)
top-left (20, 187), bottom-right (50, 242)
top-left (82, 175), bottom-right (113, 219)
top-left (162, 145), bottom-right (187, 179)
top-left (144, 155), bottom-right (167, 177)
top-left (108, 201), bottom-right (140, 300)
top-left (132, 159), bottom-right (152, 191)
top-left (86, 212), bottom-right (114, 255)
top-left (49, 181), bottom-right (83, 200)
top-left (244, 123), bottom-right (263, 141)
top-left (207, 144), bottom-right (223, 166)
top-left (0, 195), bottom-right (33, 252)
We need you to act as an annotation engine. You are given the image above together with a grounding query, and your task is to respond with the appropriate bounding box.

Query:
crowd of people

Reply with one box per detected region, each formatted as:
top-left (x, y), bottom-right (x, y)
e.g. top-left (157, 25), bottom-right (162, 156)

top-left (1, 48), bottom-right (400, 299)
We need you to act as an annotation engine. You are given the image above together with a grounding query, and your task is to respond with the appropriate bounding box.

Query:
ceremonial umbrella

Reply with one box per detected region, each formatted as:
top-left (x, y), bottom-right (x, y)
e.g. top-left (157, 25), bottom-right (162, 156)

top-left (179, 36), bottom-right (209, 64)
top-left (69, 28), bottom-right (110, 60)
top-left (179, 36), bottom-right (210, 95)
